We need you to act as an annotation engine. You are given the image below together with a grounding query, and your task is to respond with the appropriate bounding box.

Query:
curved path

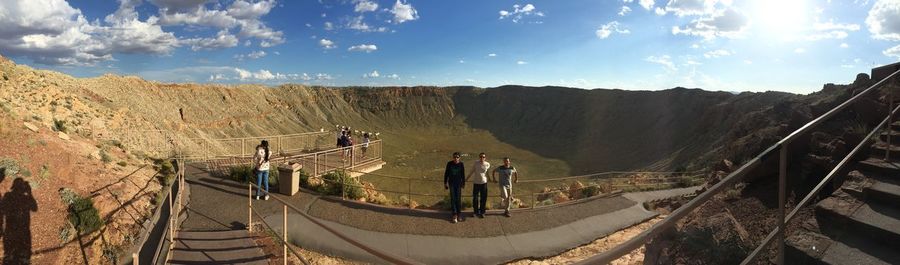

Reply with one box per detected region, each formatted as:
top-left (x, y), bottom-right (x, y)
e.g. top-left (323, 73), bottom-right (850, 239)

top-left (181, 163), bottom-right (700, 264)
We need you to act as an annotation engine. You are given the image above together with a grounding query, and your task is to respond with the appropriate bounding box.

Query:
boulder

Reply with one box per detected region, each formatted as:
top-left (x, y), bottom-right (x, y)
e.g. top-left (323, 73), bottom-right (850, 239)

top-left (58, 131), bottom-right (70, 140)
top-left (23, 122), bottom-right (38, 132)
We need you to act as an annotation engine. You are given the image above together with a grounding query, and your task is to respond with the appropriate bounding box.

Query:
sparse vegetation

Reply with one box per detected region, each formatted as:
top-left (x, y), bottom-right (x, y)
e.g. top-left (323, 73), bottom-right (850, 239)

top-left (0, 157), bottom-right (21, 178)
top-left (99, 150), bottom-right (112, 163)
top-left (53, 118), bottom-right (68, 133)
top-left (60, 189), bottom-right (102, 234)
top-left (321, 170), bottom-right (364, 200)
top-left (154, 159), bottom-right (175, 186)
top-left (117, 161), bottom-right (127, 167)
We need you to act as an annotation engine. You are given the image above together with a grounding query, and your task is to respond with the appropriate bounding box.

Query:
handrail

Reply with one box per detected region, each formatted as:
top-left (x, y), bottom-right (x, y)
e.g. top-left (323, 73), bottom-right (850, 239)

top-left (576, 67), bottom-right (900, 264)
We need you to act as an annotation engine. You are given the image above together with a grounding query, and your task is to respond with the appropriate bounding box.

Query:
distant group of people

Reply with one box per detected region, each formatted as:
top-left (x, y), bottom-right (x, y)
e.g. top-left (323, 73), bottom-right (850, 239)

top-left (444, 152), bottom-right (519, 223)
top-left (336, 126), bottom-right (371, 161)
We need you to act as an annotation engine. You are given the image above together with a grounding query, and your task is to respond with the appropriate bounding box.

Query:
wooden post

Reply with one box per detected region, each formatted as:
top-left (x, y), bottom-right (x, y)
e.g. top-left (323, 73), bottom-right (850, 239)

top-left (408, 178), bottom-right (412, 210)
top-left (242, 138), bottom-right (246, 156)
top-left (283, 205), bottom-right (288, 265)
top-left (168, 185), bottom-right (174, 246)
top-left (133, 252), bottom-right (138, 265)
top-left (248, 183), bottom-right (253, 232)
top-left (314, 153), bottom-right (319, 177)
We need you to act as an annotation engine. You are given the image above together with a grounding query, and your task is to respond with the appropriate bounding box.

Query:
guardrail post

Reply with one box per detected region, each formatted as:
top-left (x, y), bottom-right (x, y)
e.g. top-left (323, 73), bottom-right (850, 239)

top-left (408, 178), bottom-right (412, 210)
top-left (283, 204), bottom-right (288, 265)
top-left (248, 183), bottom-right (253, 232)
top-left (777, 144), bottom-right (787, 265)
top-left (531, 193), bottom-right (536, 209)
top-left (133, 252), bottom-right (138, 265)
top-left (168, 184), bottom-right (174, 246)
top-left (314, 154), bottom-right (319, 177)
top-left (242, 138), bottom-right (246, 156)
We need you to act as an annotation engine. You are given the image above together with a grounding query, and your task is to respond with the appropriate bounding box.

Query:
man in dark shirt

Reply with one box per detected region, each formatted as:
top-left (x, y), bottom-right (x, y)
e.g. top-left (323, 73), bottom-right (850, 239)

top-left (444, 152), bottom-right (465, 223)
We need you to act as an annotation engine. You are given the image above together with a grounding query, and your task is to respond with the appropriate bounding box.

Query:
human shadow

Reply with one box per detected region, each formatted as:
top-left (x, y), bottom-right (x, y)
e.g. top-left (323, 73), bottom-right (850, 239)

top-left (2, 178), bottom-right (37, 265)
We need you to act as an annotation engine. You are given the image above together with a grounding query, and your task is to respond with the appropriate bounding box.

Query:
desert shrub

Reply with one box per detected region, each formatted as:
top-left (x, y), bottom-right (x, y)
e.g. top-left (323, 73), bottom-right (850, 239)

top-left (52, 119), bottom-right (67, 133)
top-left (154, 159), bottom-right (175, 186)
top-left (0, 158), bottom-right (20, 178)
top-left (2, 73), bottom-right (8, 81)
top-left (229, 165), bottom-right (279, 187)
top-left (298, 169), bottom-right (312, 188)
top-left (117, 161), bottom-right (127, 167)
top-left (321, 171), bottom-right (363, 200)
top-left (99, 150), bottom-right (112, 163)
top-left (581, 185), bottom-right (601, 198)
top-left (67, 193), bottom-right (102, 234)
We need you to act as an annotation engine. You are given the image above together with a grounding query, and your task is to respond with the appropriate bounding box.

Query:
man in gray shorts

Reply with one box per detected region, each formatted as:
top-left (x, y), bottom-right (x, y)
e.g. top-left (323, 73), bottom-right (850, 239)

top-left (492, 157), bottom-right (519, 217)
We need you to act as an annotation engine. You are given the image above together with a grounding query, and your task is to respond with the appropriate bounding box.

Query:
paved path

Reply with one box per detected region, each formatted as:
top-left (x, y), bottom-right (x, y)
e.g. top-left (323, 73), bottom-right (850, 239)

top-left (181, 163), bottom-right (701, 264)
top-left (168, 230), bottom-right (269, 265)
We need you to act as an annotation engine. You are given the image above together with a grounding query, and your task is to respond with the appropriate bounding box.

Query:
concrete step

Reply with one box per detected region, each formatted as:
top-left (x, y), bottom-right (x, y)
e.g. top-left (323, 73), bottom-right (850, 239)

top-left (857, 158), bottom-right (900, 175)
top-left (878, 130), bottom-right (900, 142)
top-left (786, 229), bottom-right (900, 265)
top-left (815, 196), bottom-right (900, 247)
top-left (169, 230), bottom-right (269, 265)
top-left (865, 177), bottom-right (900, 206)
top-left (869, 141), bottom-right (900, 154)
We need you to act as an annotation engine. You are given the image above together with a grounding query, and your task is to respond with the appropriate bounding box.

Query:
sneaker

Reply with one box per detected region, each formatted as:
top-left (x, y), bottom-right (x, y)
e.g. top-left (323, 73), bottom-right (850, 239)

top-left (255, 195), bottom-right (260, 200)
top-left (452, 214), bottom-right (458, 224)
top-left (264, 195), bottom-right (270, 201)
top-left (504, 211), bottom-right (511, 217)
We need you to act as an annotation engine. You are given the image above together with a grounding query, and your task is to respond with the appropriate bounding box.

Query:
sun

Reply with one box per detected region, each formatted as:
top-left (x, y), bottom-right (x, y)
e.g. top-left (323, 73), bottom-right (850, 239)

top-left (752, 0), bottom-right (809, 39)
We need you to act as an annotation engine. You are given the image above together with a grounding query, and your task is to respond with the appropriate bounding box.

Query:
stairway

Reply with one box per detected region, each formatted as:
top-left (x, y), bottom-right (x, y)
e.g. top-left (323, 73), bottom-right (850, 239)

top-left (786, 122), bottom-right (900, 264)
top-left (168, 230), bottom-right (270, 265)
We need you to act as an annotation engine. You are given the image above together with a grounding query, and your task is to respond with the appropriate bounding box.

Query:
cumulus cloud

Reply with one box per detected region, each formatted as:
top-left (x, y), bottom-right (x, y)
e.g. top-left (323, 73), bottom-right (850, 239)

top-left (885, 44), bottom-right (900, 58)
top-left (703, 49), bottom-right (732, 58)
top-left (348, 44), bottom-right (378, 53)
top-left (181, 30), bottom-right (239, 51)
top-left (234, 50), bottom-right (266, 60)
top-left (152, 0), bottom-right (285, 47)
top-left (866, 0), bottom-right (900, 41)
top-left (319, 39), bottom-right (336, 49)
top-left (517, 60), bottom-right (528, 65)
top-left (363, 70), bottom-right (380, 78)
top-left (499, 3), bottom-right (545, 23)
top-left (354, 0), bottom-right (379, 13)
top-left (671, 8), bottom-right (748, 40)
top-left (391, 0), bottom-right (419, 24)
top-left (0, 0), bottom-right (183, 65)
top-left (801, 20), bottom-right (860, 41)
top-left (645, 55), bottom-right (676, 71)
top-left (324, 22), bottom-right (335, 31)
top-left (488, 53), bottom-right (497, 57)
top-left (346, 16), bottom-right (388, 32)
top-left (662, 0), bottom-right (719, 17)
top-left (596, 21), bottom-right (631, 39)
top-left (619, 6), bottom-right (632, 16)
top-left (639, 0), bottom-right (655, 10)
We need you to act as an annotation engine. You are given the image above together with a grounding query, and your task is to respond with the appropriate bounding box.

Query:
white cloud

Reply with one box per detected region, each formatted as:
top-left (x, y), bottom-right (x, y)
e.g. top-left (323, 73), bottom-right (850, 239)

top-left (655, 7), bottom-right (667, 16)
top-left (619, 6), bottom-right (632, 16)
top-left (234, 50), bottom-right (266, 60)
top-left (354, 0), bottom-right (379, 13)
top-left (703, 49), bottom-right (732, 58)
top-left (0, 0), bottom-right (183, 65)
top-left (488, 53), bottom-right (497, 57)
top-left (324, 22), bottom-right (335, 30)
top-left (459, 60), bottom-right (465, 63)
top-left (385, 73), bottom-right (400, 79)
top-left (663, 0), bottom-right (719, 17)
top-left (516, 60), bottom-right (528, 65)
top-left (813, 21), bottom-right (861, 31)
top-left (142, 66), bottom-right (321, 83)
top-left (499, 4), bottom-right (544, 23)
top-left (671, 8), bottom-right (748, 40)
top-left (363, 70), bottom-right (380, 78)
top-left (840, 43), bottom-right (849, 48)
top-left (596, 21), bottom-right (630, 39)
top-left (348, 44), bottom-right (378, 53)
top-left (152, 0), bottom-right (284, 47)
top-left (639, 0), bottom-right (655, 10)
top-left (181, 30), bottom-right (239, 51)
top-left (866, 0), bottom-right (900, 41)
top-left (347, 16), bottom-right (388, 32)
top-left (645, 55), bottom-right (676, 71)
top-left (226, 0), bottom-right (276, 20)
top-left (319, 39), bottom-right (336, 49)
top-left (391, 0), bottom-right (419, 24)
top-left (804, 31), bottom-right (849, 41)
top-left (801, 20), bottom-right (860, 41)
top-left (794, 48), bottom-right (806, 53)
top-left (885, 44), bottom-right (900, 58)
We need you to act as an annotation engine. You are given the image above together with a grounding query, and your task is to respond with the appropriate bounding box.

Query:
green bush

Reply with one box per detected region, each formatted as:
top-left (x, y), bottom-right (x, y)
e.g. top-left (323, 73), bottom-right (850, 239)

top-left (67, 193), bottom-right (102, 234)
top-left (298, 169), bottom-right (311, 188)
top-left (321, 171), bottom-right (364, 200)
top-left (99, 150), bottom-right (112, 164)
top-left (581, 185), bottom-right (601, 198)
top-left (154, 159), bottom-right (175, 186)
top-left (52, 118), bottom-right (67, 133)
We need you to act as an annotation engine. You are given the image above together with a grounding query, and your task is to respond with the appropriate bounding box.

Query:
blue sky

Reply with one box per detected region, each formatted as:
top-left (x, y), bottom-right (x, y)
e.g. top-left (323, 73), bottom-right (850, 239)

top-left (2, 0), bottom-right (900, 94)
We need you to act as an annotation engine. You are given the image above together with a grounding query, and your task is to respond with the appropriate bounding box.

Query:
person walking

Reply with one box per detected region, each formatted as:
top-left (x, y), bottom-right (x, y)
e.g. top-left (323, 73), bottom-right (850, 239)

top-left (444, 152), bottom-right (466, 223)
top-left (466, 152), bottom-right (490, 218)
top-left (253, 140), bottom-right (272, 200)
top-left (492, 157), bottom-right (518, 217)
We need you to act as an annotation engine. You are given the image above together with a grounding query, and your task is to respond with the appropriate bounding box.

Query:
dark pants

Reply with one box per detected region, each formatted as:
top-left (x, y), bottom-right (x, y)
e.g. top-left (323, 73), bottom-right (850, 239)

top-left (449, 184), bottom-right (462, 214)
top-left (472, 183), bottom-right (487, 215)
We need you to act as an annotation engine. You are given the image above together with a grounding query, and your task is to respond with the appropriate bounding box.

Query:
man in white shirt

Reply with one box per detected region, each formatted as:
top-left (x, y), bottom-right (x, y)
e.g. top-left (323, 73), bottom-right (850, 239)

top-left (466, 152), bottom-right (490, 218)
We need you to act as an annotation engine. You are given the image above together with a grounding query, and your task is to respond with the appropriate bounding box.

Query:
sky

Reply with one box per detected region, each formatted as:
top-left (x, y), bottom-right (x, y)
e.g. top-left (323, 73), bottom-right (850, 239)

top-left (1, 0), bottom-right (900, 94)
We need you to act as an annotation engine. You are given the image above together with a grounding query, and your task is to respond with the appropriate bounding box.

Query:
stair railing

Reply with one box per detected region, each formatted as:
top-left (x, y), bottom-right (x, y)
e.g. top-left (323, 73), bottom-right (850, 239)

top-left (576, 67), bottom-right (900, 265)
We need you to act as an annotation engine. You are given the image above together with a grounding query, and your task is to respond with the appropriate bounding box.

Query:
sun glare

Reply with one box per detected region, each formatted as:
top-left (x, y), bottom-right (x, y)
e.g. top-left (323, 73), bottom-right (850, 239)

top-left (752, 0), bottom-right (809, 39)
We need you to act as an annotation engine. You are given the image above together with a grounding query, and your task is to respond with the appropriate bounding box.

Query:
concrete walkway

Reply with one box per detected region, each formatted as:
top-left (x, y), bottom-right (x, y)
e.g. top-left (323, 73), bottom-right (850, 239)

top-left (182, 163), bottom-right (700, 264)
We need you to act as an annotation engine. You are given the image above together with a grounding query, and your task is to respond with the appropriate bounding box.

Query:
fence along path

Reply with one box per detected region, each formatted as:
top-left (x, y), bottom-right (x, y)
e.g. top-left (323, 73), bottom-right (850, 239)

top-left (106, 130), bottom-right (334, 160)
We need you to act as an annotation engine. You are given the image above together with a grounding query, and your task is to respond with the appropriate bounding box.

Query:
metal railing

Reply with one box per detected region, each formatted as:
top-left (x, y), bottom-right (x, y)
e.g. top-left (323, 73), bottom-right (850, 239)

top-left (576, 68), bottom-right (900, 264)
top-left (208, 139), bottom-right (385, 178)
top-left (131, 158), bottom-right (186, 265)
top-left (247, 182), bottom-right (423, 265)
top-left (104, 130), bottom-right (334, 160)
